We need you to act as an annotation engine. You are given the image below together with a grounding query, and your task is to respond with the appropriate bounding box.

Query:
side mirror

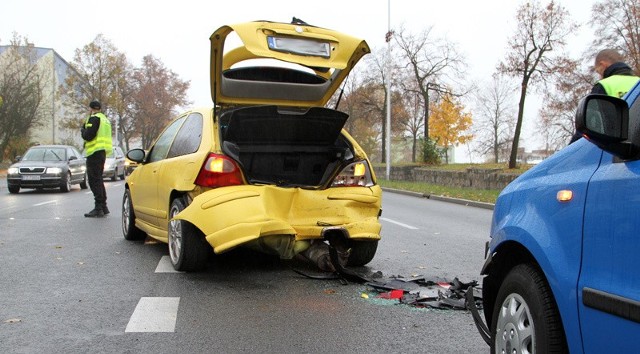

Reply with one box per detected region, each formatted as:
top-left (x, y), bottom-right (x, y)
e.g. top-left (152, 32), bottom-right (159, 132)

top-left (126, 148), bottom-right (146, 163)
top-left (69, 156), bottom-right (78, 161)
top-left (575, 94), bottom-right (634, 159)
top-left (13, 156), bottom-right (22, 163)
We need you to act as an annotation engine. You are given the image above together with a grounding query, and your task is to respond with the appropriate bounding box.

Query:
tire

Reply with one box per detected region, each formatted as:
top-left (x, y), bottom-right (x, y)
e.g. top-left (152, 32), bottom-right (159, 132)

top-left (346, 240), bottom-right (378, 266)
top-left (491, 264), bottom-right (568, 354)
top-left (8, 185), bottom-right (20, 194)
top-left (168, 197), bottom-right (209, 272)
top-left (60, 172), bottom-right (71, 192)
top-left (111, 170), bottom-right (117, 181)
top-left (118, 167), bottom-right (125, 180)
top-left (80, 172), bottom-right (88, 189)
top-left (122, 189), bottom-right (145, 241)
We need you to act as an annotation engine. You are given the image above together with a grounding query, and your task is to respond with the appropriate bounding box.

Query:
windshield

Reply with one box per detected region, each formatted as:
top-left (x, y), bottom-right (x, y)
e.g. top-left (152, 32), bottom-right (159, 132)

top-left (22, 148), bottom-right (66, 161)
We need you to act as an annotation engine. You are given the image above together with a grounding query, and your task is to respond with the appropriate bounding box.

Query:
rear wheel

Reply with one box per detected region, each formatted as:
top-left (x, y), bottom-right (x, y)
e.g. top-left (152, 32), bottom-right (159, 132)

top-left (346, 240), bottom-right (378, 266)
top-left (491, 264), bottom-right (568, 353)
top-left (60, 172), bottom-right (71, 192)
top-left (122, 189), bottom-right (145, 241)
top-left (8, 185), bottom-right (20, 194)
top-left (168, 197), bottom-right (209, 272)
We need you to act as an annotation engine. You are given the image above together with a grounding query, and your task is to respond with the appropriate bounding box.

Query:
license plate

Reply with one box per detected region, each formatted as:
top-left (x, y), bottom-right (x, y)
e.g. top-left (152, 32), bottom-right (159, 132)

top-left (22, 175), bottom-right (41, 181)
top-left (267, 36), bottom-right (331, 58)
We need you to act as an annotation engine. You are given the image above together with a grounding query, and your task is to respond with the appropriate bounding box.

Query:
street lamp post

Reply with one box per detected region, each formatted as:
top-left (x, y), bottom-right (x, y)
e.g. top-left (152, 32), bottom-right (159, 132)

top-left (385, 0), bottom-right (392, 180)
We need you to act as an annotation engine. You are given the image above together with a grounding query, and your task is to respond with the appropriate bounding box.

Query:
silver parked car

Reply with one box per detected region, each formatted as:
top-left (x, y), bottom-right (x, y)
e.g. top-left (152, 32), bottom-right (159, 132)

top-left (103, 146), bottom-right (125, 181)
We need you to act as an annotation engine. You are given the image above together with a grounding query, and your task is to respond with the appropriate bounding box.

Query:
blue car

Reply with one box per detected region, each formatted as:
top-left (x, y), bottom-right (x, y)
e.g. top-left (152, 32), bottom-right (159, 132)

top-left (472, 85), bottom-right (640, 353)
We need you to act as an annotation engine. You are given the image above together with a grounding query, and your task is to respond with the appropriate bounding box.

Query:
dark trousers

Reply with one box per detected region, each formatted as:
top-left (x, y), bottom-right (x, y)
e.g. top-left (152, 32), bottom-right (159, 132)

top-left (86, 150), bottom-right (107, 207)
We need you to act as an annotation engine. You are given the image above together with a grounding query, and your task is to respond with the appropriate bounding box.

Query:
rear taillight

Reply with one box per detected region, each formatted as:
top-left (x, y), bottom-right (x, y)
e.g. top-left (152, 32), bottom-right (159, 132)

top-left (194, 153), bottom-right (244, 188)
top-left (330, 161), bottom-right (374, 187)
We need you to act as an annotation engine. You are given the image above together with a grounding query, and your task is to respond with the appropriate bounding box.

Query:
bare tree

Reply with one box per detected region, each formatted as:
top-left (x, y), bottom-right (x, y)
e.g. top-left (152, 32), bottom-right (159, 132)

top-left (538, 57), bottom-right (593, 149)
top-left (473, 75), bottom-right (516, 163)
top-left (334, 69), bottom-right (382, 160)
top-left (61, 34), bottom-right (131, 136)
top-left (0, 34), bottom-right (49, 160)
top-left (110, 59), bottom-right (136, 150)
top-left (590, 0), bottom-right (640, 73)
top-left (358, 48), bottom-right (394, 163)
top-left (131, 55), bottom-right (190, 149)
top-left (393, 25), bottom-right (466, 141)
top-left (499, 0), bottom-right (578, 168)
top-left (397, 85), bottom-right (424, 162)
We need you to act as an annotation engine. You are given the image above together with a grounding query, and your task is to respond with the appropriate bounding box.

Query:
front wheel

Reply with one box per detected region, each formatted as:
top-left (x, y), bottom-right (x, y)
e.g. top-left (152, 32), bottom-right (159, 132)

top-left (491, 264), bottom-right (568, 353)
top-left (122, 189), bottom-right (145, 241)
top-left (168, 197), bottom-right (209, 272)
top-left (60, 172), bottom-right (71, 192)
top-left (79, 172), bottom-right (88, 189)
top-left (8, 185), bottom-right (20, 194)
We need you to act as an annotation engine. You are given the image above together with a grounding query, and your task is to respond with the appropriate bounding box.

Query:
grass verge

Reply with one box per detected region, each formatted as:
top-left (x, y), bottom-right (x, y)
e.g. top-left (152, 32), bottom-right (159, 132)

top-left (378, 179), bottom-right (501, 204)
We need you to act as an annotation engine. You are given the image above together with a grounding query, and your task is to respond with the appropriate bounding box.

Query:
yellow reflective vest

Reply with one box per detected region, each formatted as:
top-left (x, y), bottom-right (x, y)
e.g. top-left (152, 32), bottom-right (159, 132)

top-left (598, 75), bottom-right (640, 98)
top-left (84, 112), bottom-right (113, 157)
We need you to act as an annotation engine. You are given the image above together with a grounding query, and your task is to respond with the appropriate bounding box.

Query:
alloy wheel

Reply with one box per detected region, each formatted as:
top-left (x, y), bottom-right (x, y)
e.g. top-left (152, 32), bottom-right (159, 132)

top-left (495, 293), bottom-right (534, 354)
top-left (168, 204), bottom-right (183, 265)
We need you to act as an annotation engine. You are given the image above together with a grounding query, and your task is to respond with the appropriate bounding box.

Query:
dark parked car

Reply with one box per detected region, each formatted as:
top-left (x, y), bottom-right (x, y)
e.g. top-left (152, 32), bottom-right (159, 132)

top-left (7, 145), bottom-right (88, 194)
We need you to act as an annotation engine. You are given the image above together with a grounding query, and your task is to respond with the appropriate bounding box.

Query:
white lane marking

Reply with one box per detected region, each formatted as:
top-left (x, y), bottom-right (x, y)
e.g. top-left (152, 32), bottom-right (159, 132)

top-left (125, 297), bottom-right (180, 333)
top-left (155, 256), bottom-right (183, 273)
top-left (380, 217), bottom-right (418, 230)
top-left (34, 200), bottom-right (57, 206)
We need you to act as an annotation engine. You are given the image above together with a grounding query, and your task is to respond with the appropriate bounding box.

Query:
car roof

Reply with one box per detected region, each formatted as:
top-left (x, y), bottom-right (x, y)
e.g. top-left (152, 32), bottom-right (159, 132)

top-left (28, 145), bottom-right (74, 149)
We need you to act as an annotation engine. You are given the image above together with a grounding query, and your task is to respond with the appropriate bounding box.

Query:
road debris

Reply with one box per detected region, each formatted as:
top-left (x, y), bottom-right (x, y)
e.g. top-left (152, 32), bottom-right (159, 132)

top-left (291, 237), bottom-right (483, 311)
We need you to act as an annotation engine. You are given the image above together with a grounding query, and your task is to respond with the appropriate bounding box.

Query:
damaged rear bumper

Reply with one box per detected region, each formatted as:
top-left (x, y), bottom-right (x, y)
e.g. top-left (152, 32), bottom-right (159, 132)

top-left (174, 184), bottom-right (382, 257)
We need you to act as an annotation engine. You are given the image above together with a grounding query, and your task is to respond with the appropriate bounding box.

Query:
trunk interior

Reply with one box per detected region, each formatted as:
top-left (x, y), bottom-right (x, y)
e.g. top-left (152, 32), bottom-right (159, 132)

top-left (219, 105), bottom-right (354, 187)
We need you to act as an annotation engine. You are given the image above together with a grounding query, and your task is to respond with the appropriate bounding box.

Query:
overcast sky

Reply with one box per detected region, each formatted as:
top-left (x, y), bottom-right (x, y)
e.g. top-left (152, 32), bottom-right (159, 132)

top-left (2, 0), bottom-right (597, 155)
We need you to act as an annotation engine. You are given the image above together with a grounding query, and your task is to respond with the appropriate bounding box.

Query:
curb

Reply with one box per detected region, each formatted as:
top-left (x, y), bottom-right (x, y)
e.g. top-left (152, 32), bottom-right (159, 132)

top-left (381, 187), bottom-right (495, 210)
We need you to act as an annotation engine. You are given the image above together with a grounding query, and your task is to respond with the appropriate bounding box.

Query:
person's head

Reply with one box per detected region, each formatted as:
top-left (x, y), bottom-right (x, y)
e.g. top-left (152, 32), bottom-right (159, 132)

top-left (594, 49), bottom-right (625, 78)
top-left (89, 100), bottom-right (101, 112)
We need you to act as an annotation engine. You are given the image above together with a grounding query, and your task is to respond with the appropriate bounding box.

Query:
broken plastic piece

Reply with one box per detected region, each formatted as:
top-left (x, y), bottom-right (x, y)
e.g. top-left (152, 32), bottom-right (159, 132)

top-left (377, 289), bottom-right (404, 300)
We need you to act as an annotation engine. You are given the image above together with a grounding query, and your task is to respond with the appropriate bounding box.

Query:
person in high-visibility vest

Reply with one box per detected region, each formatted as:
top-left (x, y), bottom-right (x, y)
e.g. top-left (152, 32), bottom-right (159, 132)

top-left (81, 100), bottom-right (112, 217)
top-left (570, 49), bottom-right (640, 143)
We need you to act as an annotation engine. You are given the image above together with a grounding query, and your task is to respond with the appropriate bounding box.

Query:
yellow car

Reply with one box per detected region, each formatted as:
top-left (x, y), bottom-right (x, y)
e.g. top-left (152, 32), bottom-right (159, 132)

top-left (123, 20), bottom-right (381, 271)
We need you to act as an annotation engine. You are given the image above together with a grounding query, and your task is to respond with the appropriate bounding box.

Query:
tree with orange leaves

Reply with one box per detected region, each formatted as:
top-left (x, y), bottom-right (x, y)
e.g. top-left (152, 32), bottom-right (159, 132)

top-left (429, 93), bottom-right (473, 164)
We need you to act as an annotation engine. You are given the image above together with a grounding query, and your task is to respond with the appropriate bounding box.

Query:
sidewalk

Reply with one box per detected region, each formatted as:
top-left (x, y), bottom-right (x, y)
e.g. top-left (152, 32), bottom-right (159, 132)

top-left (381, 187), bottom-right (495, 210)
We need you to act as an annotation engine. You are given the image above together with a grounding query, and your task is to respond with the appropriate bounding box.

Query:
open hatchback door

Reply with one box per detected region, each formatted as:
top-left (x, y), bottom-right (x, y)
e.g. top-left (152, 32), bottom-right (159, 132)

top-left (210, 20), bottom-right (371, 107)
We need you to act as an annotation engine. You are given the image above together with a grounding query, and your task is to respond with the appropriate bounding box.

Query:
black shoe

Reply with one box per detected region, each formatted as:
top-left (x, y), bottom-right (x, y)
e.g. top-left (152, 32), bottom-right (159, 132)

top-left (84, 208), bottom-right (105, 218)
top-left (102, 206), bottom-right (110, 215)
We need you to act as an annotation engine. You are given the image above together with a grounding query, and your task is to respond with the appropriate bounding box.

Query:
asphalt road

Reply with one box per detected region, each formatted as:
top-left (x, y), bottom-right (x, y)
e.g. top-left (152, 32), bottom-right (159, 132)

top-left (0, 179), bottom-right (491, 353)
